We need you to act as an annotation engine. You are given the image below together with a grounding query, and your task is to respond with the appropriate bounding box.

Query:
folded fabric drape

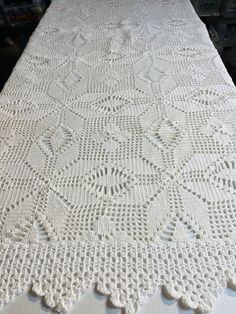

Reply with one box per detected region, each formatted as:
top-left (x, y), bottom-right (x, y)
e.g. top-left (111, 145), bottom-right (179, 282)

top-left (0, 0), bottom-right (236, 313)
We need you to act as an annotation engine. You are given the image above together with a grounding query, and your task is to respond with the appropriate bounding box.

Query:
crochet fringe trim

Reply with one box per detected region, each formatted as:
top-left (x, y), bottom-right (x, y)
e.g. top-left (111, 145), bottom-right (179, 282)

top-left (0, 240), bottom-right (236, 313)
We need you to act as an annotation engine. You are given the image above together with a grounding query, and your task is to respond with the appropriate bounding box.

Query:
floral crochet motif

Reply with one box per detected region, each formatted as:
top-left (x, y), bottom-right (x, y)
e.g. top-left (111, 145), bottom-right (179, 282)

top-left (0, 0), bottom-right (236, 313)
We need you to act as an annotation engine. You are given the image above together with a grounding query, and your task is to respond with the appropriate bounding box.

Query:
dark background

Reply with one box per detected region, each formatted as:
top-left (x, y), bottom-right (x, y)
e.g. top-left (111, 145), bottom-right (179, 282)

top-left (0, 0), bottom-right (51, 90)
top-left (0, 0), bottom-right (235, 91)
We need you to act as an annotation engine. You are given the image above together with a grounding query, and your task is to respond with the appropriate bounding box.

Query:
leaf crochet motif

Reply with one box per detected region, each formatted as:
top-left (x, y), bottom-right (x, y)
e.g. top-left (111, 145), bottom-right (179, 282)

top-left (0, 0), bottom-right (236, 313)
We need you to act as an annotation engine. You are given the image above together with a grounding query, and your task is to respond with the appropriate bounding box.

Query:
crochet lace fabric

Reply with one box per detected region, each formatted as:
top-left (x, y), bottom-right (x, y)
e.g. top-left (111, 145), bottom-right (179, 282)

top-left (0, 0), bottom-right (236, 313)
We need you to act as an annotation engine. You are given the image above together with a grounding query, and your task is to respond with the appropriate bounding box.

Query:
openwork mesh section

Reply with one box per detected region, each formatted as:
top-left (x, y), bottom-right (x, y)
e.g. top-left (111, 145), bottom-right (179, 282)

top-left (0, 0), bottom-right (236, 313)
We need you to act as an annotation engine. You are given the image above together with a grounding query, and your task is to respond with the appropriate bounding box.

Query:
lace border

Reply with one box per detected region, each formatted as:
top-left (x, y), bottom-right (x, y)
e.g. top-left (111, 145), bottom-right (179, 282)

top-left (0, 241), bottom-right (236, 313)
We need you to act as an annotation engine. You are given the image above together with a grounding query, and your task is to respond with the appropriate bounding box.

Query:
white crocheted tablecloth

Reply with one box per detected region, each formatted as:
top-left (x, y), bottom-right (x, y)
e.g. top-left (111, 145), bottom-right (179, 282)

top-left (0, 0), bottom-right (236, 313)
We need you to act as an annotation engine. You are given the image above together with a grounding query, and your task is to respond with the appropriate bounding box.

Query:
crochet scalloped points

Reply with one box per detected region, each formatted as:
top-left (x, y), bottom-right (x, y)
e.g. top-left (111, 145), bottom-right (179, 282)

top-left (0, 241), bottom-right (236, 313)
top-left (1, 0), bottom-right (236, 313)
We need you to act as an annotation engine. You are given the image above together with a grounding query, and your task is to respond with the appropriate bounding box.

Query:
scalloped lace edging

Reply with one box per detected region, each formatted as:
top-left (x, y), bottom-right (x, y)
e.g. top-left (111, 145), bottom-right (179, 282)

top-left (0, 241), bottom-right (236, 313)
